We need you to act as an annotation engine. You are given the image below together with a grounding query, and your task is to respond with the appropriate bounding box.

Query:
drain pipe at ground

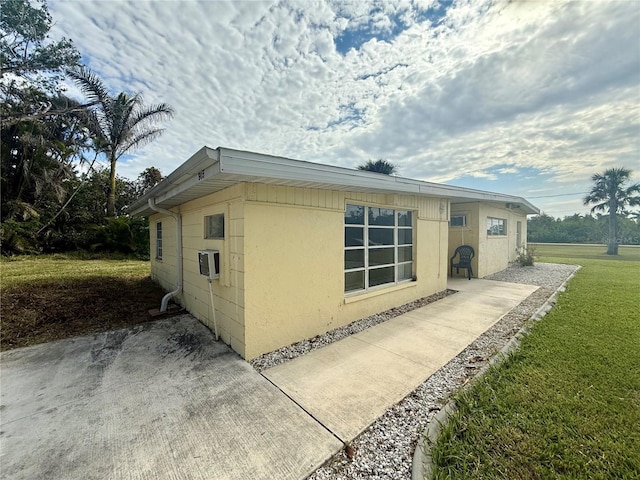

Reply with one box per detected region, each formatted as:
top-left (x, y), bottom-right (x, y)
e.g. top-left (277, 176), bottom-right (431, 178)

top-left (148, 198), bottom-right (183, 312)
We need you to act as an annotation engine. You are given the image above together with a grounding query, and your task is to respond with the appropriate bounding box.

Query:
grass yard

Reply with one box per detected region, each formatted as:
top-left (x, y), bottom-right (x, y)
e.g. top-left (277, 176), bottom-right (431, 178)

top-left (1, 254), bottom-right (166, 351)
top-left (429, 245), bottom-right (640, 479)
top-left (530, 242), bottom-right (640, 262)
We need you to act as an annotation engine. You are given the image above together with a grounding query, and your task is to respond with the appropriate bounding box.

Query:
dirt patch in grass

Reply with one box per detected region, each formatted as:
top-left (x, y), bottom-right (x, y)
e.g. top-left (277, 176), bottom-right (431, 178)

top-left (1, 276), bottom-right (166, 351)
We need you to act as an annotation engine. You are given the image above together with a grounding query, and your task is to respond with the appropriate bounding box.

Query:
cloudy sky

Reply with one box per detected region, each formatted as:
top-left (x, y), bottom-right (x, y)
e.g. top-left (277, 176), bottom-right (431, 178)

top-left (48, 0), bottom-right (640, 217)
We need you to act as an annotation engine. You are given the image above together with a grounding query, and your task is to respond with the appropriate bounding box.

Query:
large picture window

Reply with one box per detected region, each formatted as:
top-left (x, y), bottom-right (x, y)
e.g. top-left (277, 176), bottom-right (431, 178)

top-left (487, 217), bottom-right (506, 236)
top-left (344, 204), bottom-right (414, 293)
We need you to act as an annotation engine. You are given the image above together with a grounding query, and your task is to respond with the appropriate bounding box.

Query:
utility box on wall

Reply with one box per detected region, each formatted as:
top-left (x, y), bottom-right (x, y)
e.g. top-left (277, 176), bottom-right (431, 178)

top-left (198, 249), bottom-right (220, 280)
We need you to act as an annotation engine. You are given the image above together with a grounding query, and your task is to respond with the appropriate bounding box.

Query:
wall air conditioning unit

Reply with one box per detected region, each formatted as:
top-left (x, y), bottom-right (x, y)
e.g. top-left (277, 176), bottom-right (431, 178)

top-left (198, 249), bottom-right (220, 280)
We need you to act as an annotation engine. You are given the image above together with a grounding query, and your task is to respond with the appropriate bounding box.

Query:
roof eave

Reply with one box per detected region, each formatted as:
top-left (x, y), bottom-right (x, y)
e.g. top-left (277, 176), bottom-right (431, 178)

top-left (129, 146), bottom-right (220, 215)
top-left (129, 146), bottom-right (540, 216)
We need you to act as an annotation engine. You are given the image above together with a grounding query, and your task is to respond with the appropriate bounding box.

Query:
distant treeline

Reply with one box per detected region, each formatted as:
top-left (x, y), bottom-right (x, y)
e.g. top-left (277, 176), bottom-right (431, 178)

top-left (528, 213), bottom-right (640, 245)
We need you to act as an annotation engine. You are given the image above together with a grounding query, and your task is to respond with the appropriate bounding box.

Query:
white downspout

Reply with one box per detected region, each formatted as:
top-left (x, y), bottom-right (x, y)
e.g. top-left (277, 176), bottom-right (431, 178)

top-left (148, 198), bottom-right (182, 312)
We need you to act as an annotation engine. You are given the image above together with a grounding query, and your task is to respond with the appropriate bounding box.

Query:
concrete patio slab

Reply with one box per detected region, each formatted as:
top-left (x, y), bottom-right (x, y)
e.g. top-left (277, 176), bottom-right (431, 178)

top-left (0, 316), bottom-right (342, 480)
top-left (263, 278), bottom-right (538, 442)
top-left (263, 335), bottom-right (430, 441)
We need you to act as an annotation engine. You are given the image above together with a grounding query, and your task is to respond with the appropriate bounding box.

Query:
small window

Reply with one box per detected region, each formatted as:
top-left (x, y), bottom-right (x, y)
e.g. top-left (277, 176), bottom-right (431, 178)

top-left (205, 214), bottom-right (225, 239)
top-left (156, 222), bottom-right (163, 259)
top-left (450, 215), bottom-right (466, 227)
top-left (487, 217), bottom-right (506, 236)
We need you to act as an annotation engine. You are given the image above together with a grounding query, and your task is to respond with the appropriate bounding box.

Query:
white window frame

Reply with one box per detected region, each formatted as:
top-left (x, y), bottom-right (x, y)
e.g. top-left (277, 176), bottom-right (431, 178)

top-left (450, 214), bottom-right (467, 227)
top-left (156, 222), bottom-right (163, 260)
top-left (487, 217), bottom-right (506, 236)
top-left (344, 204), bottom-right (414, 294)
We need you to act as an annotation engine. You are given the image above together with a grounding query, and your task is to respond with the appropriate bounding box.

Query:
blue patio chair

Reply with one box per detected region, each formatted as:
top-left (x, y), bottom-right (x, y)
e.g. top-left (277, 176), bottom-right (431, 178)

top-left (450, 245), bottom-right (475, 280)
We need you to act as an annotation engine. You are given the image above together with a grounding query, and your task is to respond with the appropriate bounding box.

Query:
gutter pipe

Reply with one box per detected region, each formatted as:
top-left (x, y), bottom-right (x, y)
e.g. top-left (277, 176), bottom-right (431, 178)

top-left (148, 198), bottom-right (183, 312)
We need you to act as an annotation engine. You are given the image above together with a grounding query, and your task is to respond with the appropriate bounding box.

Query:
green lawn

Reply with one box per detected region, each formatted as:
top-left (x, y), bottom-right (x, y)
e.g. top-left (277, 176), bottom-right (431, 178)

top-left (530, 242), bottom-right (640, 262)
top-left (429, 246), bottom-right (640, 479)
top-left (1, 254), bottom-right (166, 350)
top-left (1, 253), bottom-right (152, 287)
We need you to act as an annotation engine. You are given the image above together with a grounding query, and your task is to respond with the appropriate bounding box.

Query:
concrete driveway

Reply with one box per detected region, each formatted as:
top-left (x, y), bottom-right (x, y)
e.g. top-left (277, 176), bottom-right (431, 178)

top-left (0, 316), bottom-right (342, 480)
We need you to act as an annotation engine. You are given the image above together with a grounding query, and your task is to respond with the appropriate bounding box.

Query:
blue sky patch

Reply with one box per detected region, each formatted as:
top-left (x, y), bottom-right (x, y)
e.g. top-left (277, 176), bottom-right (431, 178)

top-left (327, 102), bottom-right (366, 129)
top-left (334, 7), bottom-right (409, 55)
top-left (334, 1), bottom-right (454, 55)
top-left (446, 165), bottom-right (554, 197)
top-left (417, 0), bottom-right (453, 27)
top-left (358, 63), bottom-right (409, 81)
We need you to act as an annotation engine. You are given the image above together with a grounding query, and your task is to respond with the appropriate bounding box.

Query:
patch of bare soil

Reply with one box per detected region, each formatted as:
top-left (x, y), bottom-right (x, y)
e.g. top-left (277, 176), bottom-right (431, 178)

top-left (1, 276), bottom-right (166, 351)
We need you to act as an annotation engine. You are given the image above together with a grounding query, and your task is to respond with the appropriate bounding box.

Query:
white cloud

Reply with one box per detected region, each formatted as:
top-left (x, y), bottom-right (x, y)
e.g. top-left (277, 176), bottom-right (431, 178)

top-left (47, 0), bottom-right (640, 218)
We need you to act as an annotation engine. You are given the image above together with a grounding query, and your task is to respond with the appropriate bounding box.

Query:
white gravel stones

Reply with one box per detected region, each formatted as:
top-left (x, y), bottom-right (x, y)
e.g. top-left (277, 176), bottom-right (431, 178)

top-left (253, 262), bottom-right (579, 480)
top-left (249, 290), bottom-right (456, 373)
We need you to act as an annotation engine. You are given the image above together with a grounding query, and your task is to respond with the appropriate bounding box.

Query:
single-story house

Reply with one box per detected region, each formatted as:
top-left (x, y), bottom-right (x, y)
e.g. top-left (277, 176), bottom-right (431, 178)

top-left (130, 147), bottom-right (538, 360)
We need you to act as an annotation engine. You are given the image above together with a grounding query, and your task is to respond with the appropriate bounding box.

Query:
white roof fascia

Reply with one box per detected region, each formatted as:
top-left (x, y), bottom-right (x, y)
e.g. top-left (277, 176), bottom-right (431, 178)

top-left (130, 146), bottom-right (539, 216)
top-left (218, 148), bottom-right (423, 194)
top-left (129, 146), bottom-right (219, 215)
top-left (217, 148), bottom-right (539, 214)
top-left (153, 160), bottom-right (221, 205)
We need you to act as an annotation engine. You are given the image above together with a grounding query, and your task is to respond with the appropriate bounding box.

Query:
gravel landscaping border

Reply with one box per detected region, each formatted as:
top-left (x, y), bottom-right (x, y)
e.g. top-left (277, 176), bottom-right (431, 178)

top-left (249, 289), bottom-right (457, 373)
top-left (253, 262), bottom-right (580, 480)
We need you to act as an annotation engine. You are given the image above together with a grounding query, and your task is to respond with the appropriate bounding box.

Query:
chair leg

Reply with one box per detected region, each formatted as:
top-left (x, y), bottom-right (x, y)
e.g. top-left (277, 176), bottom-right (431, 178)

top-left (468, 265), bottom-right (473, 280)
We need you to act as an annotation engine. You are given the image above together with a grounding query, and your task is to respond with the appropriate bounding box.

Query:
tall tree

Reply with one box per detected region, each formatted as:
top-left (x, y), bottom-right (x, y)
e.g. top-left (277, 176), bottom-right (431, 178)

top-left (583, 167), bottom-right (640, 255)
top-left (357, 159), bottom-right (398, 175)
top-left (0, 0), bottom-right (103, 254)
top-left (68, 67), bottom-right (174, 217)
top-left (136, 166), bottom-right (163, 195)
top-left (0, 0), bottom-right (86, 127)
top-left (0, 97), bottom-right (98, 253)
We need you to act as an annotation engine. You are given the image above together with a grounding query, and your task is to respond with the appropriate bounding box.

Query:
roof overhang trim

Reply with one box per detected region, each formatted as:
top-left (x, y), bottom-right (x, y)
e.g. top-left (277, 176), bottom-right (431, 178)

top-left (129, 146), bottom-right (540, 216)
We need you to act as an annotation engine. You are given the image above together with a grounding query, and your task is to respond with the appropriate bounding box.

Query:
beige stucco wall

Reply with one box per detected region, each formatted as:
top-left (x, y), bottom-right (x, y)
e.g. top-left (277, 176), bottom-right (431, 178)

top-left (448, 202), bottom-right (529, 278)
top-left (448, 203), bottom-right (480, 278)
top-left (150, 183), bottom-right (247, 357)
top-left (478, 203), bottom-right (528, 277)
top-left (242, 187), bottom-right (449, 359)
top-left (150, 213), bottom-right (177, 293)
top-left (151, 182), bottom-right (450, 360)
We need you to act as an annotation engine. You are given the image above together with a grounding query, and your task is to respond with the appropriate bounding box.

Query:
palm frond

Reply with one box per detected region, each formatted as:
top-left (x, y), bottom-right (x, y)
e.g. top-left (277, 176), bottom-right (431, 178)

top-left (66, 66), bottom-right (113, 139)
top-left (357, 159), bottom-right (398, 175)
top-left (66, 67), bottom-right (110, 105)
top-left (126, 102), bottom-right (174, 133)
top-left (117, 128), bottom-right (165, 159)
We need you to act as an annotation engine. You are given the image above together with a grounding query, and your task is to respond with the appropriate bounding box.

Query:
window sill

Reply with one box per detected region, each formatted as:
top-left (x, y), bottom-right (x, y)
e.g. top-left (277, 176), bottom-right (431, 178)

top-left (344, 281), bottom-right (416, 304)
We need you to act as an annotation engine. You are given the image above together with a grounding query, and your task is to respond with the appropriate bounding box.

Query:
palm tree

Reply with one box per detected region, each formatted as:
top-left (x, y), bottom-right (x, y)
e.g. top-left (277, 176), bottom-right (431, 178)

top-left (67, 67), bottom-right (174, 216)
top-left (357, 159), bottom-right (398, 175)
top-left (583, 167), bottom-right (640, 255)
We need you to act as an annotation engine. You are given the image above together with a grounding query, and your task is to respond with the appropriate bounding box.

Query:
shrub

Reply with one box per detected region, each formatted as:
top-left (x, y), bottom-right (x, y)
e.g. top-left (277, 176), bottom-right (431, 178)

top-left (0, 219), bottom-right (41, 255)
top-left (516, 245), bottom-right (536, 266)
